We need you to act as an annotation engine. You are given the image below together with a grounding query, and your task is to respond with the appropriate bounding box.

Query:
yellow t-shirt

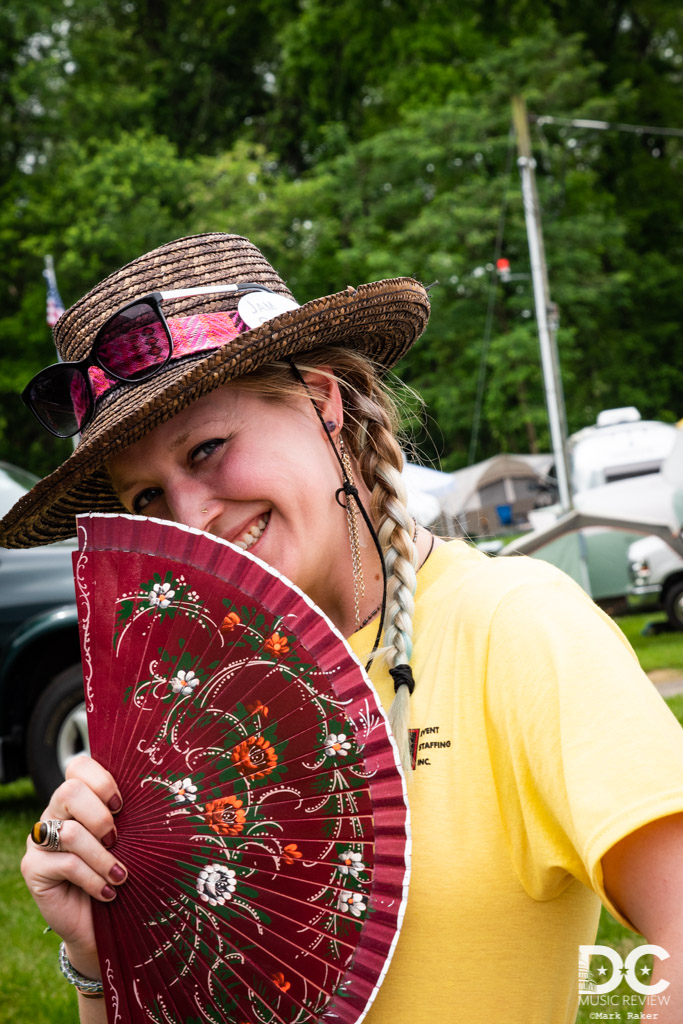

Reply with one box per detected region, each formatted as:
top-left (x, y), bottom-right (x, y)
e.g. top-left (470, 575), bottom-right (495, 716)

top-left (348, 540), bottom-right (683, 1024)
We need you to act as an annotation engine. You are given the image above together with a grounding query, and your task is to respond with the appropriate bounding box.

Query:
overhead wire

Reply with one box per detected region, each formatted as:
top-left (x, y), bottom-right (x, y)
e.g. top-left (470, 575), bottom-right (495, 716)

top-left (531, 114), bottom-right (683, 139)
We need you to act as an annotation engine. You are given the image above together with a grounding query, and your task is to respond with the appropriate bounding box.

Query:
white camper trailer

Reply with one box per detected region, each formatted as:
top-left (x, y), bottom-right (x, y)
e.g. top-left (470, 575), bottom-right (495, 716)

top-left (568, 407), bottom-right (676, 494)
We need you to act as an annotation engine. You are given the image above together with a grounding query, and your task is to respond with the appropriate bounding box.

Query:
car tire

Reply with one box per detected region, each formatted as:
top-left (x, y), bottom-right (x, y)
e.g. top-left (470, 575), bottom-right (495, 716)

top-left (664, 580), bottom-right (683, 631)
top-left (26, 664), bottom-right (89, 804)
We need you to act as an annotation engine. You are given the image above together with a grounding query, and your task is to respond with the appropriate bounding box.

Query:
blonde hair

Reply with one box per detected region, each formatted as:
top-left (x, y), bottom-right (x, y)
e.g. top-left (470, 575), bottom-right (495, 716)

top-left (235, 348), bottom-right (419, 772)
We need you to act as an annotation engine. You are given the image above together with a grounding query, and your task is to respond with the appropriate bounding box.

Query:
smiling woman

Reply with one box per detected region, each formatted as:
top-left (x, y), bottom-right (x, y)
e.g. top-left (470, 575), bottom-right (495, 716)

top-left (5, 233), bottom-right (683, 1024)
top-left (106, 382), bottom-right (369, 625)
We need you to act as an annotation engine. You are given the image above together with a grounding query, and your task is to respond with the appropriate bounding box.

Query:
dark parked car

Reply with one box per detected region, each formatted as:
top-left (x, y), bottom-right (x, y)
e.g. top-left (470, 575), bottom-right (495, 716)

top-left (0, 462), bottom-right (87, 802)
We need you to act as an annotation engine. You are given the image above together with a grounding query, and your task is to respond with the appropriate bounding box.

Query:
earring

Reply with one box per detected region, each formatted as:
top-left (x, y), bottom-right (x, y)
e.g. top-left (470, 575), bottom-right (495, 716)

top-left (325, 420), bottom-right (337, 433)
top-left (339, 437), bottom-right (365, 630)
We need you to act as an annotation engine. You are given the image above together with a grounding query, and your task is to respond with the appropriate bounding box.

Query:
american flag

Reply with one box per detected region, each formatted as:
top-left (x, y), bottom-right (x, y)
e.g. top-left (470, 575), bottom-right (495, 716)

top-left (44, 255), bottom-right (65, 327)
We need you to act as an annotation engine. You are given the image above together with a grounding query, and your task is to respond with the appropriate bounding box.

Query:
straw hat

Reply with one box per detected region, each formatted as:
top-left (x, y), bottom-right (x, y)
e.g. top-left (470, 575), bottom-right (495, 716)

top-left (1, 233), bottom-right (430, 548)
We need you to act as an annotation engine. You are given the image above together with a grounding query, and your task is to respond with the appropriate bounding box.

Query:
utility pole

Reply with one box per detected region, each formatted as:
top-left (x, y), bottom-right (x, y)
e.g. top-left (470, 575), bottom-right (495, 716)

top-left (511, 96), bottom-right (572, 512)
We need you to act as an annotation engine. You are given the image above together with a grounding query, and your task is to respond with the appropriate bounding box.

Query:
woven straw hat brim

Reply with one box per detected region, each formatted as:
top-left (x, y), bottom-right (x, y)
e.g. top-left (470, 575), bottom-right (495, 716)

top-left (1, 277), bottom-right (429, 548)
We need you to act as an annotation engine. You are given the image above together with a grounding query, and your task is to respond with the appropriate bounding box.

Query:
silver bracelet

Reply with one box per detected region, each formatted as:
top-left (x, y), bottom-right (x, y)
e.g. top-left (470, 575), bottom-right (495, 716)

top-left (58, 941), bottom-right (105, 996)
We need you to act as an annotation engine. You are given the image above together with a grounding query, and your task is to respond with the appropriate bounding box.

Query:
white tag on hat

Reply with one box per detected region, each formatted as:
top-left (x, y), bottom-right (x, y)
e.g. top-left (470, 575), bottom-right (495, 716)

top-left (238, 291), bottom-right (299, 329)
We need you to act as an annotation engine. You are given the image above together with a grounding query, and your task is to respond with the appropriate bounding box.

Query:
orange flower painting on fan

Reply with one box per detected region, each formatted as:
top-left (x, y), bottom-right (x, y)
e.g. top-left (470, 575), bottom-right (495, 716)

top-left (220, 611), bottom-right (241, 633)
top-left (245, 699), bottom-right (269, 717)
top-left (282, 843), bottom-right (302, 865)
top-left (204, 795), bottom-right (246, 836)
top-left (231, 735), bottom-right (278, 779)
top-left (271, 971), bottom-right (291, 992)
top-left (264, 632), bottom-right (290, 656)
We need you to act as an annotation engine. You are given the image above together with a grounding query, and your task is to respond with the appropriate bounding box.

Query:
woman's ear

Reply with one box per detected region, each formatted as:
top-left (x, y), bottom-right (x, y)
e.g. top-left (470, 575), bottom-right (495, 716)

top-left (303, 368), bottom-right (344, 437)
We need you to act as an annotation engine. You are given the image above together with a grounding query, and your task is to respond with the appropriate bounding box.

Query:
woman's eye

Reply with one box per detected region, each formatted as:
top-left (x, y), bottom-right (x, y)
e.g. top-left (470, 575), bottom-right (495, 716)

top-left (190, 438), bottom-right (225, 464)
top-left (132, 488), bottom-right (162, 515)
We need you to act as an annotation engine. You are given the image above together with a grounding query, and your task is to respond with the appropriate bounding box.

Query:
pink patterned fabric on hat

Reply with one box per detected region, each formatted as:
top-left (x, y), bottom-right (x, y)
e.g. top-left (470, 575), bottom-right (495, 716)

top-left (89, 311), bottom-right (246, 400)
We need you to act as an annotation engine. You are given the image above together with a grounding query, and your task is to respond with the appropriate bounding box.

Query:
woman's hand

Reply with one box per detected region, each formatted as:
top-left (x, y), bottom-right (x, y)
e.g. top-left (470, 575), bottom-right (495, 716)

top-left (21, 756), bottom-right (127, 977)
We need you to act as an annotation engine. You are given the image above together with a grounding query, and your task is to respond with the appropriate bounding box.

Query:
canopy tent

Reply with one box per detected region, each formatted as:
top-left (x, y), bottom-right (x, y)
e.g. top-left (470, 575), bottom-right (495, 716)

top-left (503, 508), bottom-right (683, 603)
top-left (401, 461), bottom-right (450, 528)
top-left (438, 453), bottom-right (555, 535)
top-left (402, 461), bottom-right (454, 499)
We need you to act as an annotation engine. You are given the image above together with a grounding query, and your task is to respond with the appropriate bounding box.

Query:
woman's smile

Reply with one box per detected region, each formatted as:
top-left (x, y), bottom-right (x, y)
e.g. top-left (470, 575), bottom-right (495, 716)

top-left (231, 511), bottom-right (270, 552)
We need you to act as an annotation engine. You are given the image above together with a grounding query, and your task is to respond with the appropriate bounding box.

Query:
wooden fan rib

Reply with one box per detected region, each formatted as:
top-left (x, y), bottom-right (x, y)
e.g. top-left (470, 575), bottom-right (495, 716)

top-left (104, 817), bottom-right (403, 1023)
top-left (95, 897), bottom-right (198, 1024)
top-left (99, 719), bottom-right (374, 832)
top-left (105, 830), bottom-right (376, 952)
top-left (98, 900), bottom-right (302, 1024)
top-left (131, 853), bottom-right (373, 945)
top-left (113, 825), bottom-right (379, 870)
top-left (105, 833), bottom-right (382, 926)
top-left (102, 863), bottom-right (349, 1022)
top-left (95, 846), bottom-right (329, 1024)
top-left (111, 832), bottom-right (405, 1020)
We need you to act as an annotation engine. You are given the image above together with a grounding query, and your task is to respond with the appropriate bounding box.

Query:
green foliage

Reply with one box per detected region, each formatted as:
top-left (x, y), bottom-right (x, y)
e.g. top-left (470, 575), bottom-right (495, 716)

top-left (1, 1), bottom-right (682, 481)
top-left (0, 778), bottom-right (76, 1024)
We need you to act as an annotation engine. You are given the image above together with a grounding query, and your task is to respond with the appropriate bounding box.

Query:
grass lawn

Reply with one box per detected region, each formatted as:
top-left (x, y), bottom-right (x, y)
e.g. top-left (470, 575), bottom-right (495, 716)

top-left (615, 611), bottom-right (683, 675)
top-left (0, 615), bottom-right (681, 1023)
top-left (0, 778), bottom-right (77, 1023)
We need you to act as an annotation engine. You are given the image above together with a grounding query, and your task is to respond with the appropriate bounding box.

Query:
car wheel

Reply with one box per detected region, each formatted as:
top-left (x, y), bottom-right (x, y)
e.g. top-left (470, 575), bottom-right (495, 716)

top-left (664, 581), bottom-right (683, 631)
top-left (26, 664), bottom-right (90, 804)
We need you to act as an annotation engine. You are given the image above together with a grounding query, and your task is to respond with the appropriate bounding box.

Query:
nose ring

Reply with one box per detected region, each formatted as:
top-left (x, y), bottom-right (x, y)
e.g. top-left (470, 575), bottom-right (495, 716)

top-left (200, 508), bottom-right (208, 514)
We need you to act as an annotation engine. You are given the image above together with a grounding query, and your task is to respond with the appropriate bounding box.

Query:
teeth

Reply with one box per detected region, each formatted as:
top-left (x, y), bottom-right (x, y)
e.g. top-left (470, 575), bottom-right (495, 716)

top-left (235, 513), bottom-right (269, 551)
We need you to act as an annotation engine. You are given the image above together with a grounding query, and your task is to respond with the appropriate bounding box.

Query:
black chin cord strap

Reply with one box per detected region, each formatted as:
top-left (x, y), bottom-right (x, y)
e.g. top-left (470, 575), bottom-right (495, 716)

top-left (287, 360), bottom-right (386, 668)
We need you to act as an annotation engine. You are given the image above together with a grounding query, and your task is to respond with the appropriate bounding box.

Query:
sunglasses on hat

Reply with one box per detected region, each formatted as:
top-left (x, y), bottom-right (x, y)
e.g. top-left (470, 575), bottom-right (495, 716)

top-left (22, 282), bottom-right (291, 438)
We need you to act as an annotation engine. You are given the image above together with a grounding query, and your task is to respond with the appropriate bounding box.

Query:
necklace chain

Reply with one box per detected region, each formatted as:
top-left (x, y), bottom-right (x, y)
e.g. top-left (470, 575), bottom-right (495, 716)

top-left (357, 601), bottom-right (382, 630)
top-left (340, 439), bottom-right (366, 631)
top-left (355, 519), bottom-right (423, 632)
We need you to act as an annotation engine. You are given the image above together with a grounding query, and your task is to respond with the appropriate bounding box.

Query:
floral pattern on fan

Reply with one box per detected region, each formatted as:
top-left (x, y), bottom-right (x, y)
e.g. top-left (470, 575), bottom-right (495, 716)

top-left (74, 513), bottom-right (410, 1024)
top-left (113, 569), bottom-right (220, 653)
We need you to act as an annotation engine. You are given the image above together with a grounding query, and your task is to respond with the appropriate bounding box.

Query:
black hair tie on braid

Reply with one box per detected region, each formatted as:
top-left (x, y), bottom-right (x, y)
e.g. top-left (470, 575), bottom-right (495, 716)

top-left (389, 664), bottom-right (416, 695)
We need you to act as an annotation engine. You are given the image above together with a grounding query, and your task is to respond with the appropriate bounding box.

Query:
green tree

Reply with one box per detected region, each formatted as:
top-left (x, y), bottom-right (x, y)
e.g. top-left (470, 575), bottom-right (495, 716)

top-left (0, 129), bottom-right (193, 475)
top-left (2, 0), bottom-right (682, 480)
top-left (194, 26), bottom-right (632, 467)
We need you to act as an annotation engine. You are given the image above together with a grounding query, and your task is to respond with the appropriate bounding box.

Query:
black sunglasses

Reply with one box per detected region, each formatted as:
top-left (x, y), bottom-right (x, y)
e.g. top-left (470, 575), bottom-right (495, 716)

top-left (22, 282), bottom-right (276, 438)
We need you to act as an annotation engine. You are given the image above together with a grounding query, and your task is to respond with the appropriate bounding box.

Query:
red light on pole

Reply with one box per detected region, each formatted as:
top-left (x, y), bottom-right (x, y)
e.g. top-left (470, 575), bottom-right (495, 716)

top-left (496, 258), bottom-right (511, 281)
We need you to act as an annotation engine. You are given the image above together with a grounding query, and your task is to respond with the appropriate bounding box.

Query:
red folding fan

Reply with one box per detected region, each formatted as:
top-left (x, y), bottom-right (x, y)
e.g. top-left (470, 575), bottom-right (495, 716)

top-left (73, 513), bottom-right (410, 1024)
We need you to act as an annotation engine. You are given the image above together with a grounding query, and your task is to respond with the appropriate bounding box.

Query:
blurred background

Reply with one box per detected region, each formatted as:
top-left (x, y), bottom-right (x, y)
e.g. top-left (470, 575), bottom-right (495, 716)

top-left (1, 8), bottom-right (683, 1022)
top-left (1, 0), bottom-right (682, 480)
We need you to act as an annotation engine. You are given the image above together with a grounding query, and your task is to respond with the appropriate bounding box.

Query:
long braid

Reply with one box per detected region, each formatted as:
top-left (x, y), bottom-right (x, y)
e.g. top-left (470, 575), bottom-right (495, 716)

top-left (350, 389), bottom-right (418, 773)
